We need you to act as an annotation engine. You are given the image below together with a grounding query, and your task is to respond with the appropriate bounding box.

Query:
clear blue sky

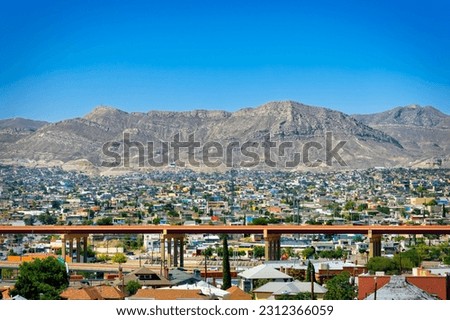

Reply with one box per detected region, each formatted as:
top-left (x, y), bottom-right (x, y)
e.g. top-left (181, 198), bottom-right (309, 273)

top-left (1, 0), bottom-right (449, 121)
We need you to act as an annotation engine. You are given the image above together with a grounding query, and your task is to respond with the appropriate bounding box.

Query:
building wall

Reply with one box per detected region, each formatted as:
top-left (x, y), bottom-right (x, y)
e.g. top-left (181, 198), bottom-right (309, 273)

top-left (358, 275), bottom-right (449, 300)
top-left (407, 276), bottom-right (448, 300)
top-left (254, 292), bottom-right (272, 300)
top-left (358, 276), bottom-right (391, 300)
top-left (410, 197), bottom-right (435, 206)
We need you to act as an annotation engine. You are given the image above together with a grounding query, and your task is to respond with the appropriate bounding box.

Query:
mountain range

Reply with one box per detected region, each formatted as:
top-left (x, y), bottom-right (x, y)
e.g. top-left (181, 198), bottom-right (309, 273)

top-left (0, 101), bottom-right (448, 174)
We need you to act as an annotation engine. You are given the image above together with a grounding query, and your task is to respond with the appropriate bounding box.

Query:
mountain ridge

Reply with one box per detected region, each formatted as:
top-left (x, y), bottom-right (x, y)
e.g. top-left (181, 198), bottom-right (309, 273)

top-left (353, 104), bottom-right (450, 128)
top-left (353, 104), bottom-right (450, 162)
top-left (0, 101), bottom-right (448, 173)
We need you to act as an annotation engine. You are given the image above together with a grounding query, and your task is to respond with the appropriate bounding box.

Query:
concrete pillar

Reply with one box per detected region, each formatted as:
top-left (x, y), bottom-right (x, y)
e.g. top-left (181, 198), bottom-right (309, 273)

top-left (69, 236), bottom-right (74, 262)
top-left (275, 238), bottom-right (281, 260)
top-left (76, 237), bottom-right (81, 263)
top-left (160, 233), bottom-right (166, 263)
top-left (83, 236), bottom-right (88, 263)
top-left (160, 233), bottom-right (185, 268)
top-left (160, 233), bottom-right (166, 276)
top-left (368, 230), bottom-right (382, 258)
top-left (167, 237), bottom-right (172, 267)
top-left (270, 239), bottom-right (275, 260)
top-left (264, 230), bottom-right (270, 261)
top-left (180, 237), bottom-right (184, 267)
top-left (173, 237), bottom-right (179, 267)
top-left (264, 230), bottom-right (281, 261)
top-left (61, 234), bottom-right (67, 262)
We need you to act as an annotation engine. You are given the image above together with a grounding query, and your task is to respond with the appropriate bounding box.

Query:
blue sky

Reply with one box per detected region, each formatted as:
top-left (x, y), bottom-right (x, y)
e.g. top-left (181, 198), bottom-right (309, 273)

top-left (1, 0), bottom-right (449, 122)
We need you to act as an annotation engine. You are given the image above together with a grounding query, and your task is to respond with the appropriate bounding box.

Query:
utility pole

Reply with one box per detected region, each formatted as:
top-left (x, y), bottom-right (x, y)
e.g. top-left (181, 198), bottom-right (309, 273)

top-left (374, 276), bottom-right (378, 300)
top-left (204, 252), bottom-right (208, 282)
top-left (310, 267), bottom-right (315, 300)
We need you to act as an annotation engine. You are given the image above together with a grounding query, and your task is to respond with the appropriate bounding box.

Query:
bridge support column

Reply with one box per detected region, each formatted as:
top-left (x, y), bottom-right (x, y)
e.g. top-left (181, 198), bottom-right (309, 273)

top-left (62, 234), bottom-right (89, 263)
top-left (368, 230), bottom-right (382, 258)
top-left (160, 233), bottom-right (166, 276)
top-left (76, 236), bottom-right (81, 263)
top-left (61, 234), bottom-right (67, 262)
top-left (179, 237), bottom-right (184, 267)
top-left (173, 234), bottom-right (185, 267)
top-left (264, 230), bottom-right (281, 261)
top-left (167, 237), bottom-right (172, 268)
top-left (68, 236), bottom-right (74, 262)
top-left (160, 233), bottom-right (186, 269)
top-left (173, 237), bottom-right (179, 267)
top-left (83, 236), bottom-right (88, 262)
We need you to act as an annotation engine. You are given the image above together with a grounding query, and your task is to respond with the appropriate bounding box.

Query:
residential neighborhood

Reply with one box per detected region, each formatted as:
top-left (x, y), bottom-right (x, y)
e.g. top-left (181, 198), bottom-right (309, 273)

top-left (1, 164), bottom-right (450, 300)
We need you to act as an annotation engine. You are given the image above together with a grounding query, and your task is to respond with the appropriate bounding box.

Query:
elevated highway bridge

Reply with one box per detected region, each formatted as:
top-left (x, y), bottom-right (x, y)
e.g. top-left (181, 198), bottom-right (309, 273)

top-left (1, 225), bottom-right (450, 266)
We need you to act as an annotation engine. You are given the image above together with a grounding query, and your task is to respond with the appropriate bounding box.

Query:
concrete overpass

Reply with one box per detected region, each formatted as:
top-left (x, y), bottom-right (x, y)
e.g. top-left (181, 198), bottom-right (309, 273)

top-left (2, 224), bottom-right (450, 235)
top-left (1, 224), bottom-right (450, 264)
top-left (0, 260), bottom-right (139, 273)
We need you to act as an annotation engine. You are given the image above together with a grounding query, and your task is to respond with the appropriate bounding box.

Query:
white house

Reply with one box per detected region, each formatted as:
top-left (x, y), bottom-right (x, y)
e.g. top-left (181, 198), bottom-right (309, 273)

top-left (238, 264), bottom-right (292, 292)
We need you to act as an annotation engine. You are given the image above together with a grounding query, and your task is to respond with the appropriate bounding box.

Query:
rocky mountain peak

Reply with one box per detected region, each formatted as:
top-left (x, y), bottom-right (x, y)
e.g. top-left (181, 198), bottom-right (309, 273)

top-left (354, 104), bottom-right (449, 128)
top-left (84, 105), bottom-right (128, 119)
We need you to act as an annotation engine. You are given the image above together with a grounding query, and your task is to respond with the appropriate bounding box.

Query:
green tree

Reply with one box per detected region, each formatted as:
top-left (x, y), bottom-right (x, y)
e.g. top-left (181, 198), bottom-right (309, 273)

top-left (443, 255), bottom-right (450, 265)
top-left (376, 206), bottom-right (390, 215)
top-left (318, 247), bottom-right (345, 259)
top-left (344, 201), bottom-right (356, 211)
top-left (97, 254), bottom-right (111, 263)
top-left (112, 253), bottom-right (128, 264)
top-left (250, 217), bottom-right (268, 225)
top-left (97, 216), bottom-right (113, 225)
top-left (302, 247), bottom-right (316, 259)
top-left (276, 292), bottom-right (315, 300)
top-left (357, 203), bottom-right (368, 212)
top-left (126, 280), bottom-right (141, 296)
top-left (281, 247), bottom-right (295, 258)
top-left (252, 246), bottom-right (265, 259)
top-left (393, 253), bottom-right (415, 271)
top-left (323, 272), bottom-right (356, 300)
top-left (8, 249), bottom-right (19, 256)
top-left (38, 213), bottom-right (57, 225)
top-left (221, 234), bottom-right (232, 290)
top-left (305, 260), bottom-right (315, 282)
top-left (24, 216), bottom-right (35, 226)
top-left (152, 217), bottom-right (161, 225)
top-left (395, 248), bottom-right (421, 269)
top-left (254, 278), bottom-right (270, 289)
top-left (416, 185), bottom-right (426, 197)
top-left (203, 246), bottom-right (215, 259)
top-left (1, 269), bottom-right (13, 280)
top-left (217, 247), bottom-right (245, 258)
top-left (367, 256), bottom-right (398, 274)
top-left (305, 218), bottom-right (322, 225)
top-left (51, 200), bottom-right (61, 210)
top-left (80, 246), bottom-right (96, 260)
top-left (11, 257), bottom-right (69, 300)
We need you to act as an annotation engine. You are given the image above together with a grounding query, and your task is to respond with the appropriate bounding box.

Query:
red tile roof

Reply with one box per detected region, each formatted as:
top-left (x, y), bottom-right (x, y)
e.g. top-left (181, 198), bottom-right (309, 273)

top-left (96, 285), bottom-right (125, 300)
top-left (60, 285), bottom-right (125, 300)
top-left (132, 288), bottom-right (208, 300)
top-left (226, 286), bottom-right (253, 300)
top-left (60, 287), bottom-right (104, 300)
